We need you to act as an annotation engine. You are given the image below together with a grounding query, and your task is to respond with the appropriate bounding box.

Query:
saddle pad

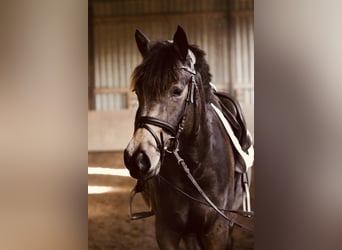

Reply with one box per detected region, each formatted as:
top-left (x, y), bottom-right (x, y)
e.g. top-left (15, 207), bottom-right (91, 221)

top-left (211, 103), bottom-right (254, 172)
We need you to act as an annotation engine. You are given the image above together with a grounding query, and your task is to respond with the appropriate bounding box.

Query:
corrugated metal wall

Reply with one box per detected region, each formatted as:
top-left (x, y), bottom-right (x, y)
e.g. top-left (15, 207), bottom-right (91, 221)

top-left (91, 0), bottom-right (254, 110)
top-left (231, 4), bottom-right (254, 104)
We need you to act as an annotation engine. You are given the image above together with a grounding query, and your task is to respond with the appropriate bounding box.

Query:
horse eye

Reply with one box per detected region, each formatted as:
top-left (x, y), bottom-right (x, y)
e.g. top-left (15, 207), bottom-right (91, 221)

top-left (171, 87), bottom-right (183, 97)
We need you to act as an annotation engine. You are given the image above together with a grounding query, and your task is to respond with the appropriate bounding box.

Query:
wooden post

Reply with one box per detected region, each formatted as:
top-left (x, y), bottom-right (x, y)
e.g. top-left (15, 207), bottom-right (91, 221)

top-left (227, 0), bottom-right (235, 95)
top-left (88, 1), bottom-right (96, 110)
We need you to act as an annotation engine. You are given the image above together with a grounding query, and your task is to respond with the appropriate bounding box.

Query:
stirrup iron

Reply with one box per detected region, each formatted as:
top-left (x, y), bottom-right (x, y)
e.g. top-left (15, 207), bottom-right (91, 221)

top-left (129, 181), bottom-right (154, 220)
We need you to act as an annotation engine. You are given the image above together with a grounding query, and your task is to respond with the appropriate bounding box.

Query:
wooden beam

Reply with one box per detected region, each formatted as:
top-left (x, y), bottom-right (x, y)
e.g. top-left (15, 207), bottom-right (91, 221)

top-left (233, 83), bottom-right (254, 89)
top-left (232, 10), bottom-right (254, 17)
top-left (94, 87), bottom-right (130, 94)
top-left (94, 11), bottom-right (228, 24)
top-left (93, 10), bottom-right (253, 25)
top-left (88, 2), bottom-right (96, 110)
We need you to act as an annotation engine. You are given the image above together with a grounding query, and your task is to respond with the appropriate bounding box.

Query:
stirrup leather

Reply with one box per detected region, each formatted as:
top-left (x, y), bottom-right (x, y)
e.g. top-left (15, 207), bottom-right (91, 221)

top-left (242, 172), bottom-right (252, 217)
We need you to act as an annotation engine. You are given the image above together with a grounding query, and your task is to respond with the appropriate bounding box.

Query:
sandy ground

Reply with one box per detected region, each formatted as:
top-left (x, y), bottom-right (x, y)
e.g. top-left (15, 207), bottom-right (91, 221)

top-left (88, 152), bottom-right (254, 250)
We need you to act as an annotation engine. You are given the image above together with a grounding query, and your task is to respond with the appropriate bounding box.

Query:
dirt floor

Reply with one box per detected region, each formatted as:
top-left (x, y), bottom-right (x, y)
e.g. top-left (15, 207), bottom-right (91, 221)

top-left (88, 152), bottom-right (254, 250)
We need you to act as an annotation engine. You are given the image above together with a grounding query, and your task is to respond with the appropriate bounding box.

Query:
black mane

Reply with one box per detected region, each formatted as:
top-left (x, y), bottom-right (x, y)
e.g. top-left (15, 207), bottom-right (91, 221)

top-left (132, 41), bottom-right (213, 102)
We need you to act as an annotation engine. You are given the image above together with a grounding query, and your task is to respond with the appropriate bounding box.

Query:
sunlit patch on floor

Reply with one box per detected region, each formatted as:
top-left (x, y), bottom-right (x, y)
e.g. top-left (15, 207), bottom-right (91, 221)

top-left (88, 167), bottom-right (130, 177)
top-left (88, 186), bottom-right (131, 194)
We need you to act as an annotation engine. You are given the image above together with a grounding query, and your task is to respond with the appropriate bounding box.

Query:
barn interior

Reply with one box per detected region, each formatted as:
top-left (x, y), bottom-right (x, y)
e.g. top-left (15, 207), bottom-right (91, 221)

top-left (88, 0), bottom-right (254, 249)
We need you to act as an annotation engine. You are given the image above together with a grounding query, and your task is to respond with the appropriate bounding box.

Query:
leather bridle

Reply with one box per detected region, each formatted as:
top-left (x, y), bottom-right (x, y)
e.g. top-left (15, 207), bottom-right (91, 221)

top-left (135, 65), bottom-right (197, 161)
top-left (131, 65), bottom-right (254, 232)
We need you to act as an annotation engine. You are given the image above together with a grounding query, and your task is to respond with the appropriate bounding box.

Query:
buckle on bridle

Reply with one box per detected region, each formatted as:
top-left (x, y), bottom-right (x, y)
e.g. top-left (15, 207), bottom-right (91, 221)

top-left (164, 137), bottom-right (179, 153)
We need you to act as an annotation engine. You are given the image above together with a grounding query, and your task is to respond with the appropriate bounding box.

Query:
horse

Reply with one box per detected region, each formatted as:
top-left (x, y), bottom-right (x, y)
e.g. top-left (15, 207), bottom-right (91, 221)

top-left (124, 25), bottom-right (252, 250)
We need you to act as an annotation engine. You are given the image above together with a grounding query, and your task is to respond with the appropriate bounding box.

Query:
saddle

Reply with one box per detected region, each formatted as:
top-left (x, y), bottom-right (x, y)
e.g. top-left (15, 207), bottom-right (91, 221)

top-left (214, 91), bottom-right (253, 153)
top-left (213, 91), bottom-right (253, 214)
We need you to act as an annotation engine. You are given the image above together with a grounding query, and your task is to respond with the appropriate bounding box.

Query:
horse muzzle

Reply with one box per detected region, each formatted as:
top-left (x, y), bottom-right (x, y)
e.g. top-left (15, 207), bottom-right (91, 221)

top-left (124, 146), bottom-right (161, 180)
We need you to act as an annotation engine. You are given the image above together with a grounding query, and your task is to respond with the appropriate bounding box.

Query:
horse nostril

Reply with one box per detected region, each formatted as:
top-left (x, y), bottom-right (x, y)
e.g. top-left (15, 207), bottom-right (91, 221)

top-left (135, 151), bottom-right (150, 173)
top-left (124, 149), bottom-right (151, 178)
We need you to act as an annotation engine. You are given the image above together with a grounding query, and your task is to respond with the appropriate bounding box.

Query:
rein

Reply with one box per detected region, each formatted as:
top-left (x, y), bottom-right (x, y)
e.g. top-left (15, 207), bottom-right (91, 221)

top-left (131, 65), bottom-right (254, 232)
top-left (157, 175), bottom-right (254, 218)
top-left (163, 149), bottom-right (254, 232)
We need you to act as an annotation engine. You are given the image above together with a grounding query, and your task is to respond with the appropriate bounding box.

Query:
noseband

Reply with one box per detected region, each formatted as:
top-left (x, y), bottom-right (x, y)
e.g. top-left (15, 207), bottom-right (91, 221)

top-left (135, 65), bottom-right (197, 160)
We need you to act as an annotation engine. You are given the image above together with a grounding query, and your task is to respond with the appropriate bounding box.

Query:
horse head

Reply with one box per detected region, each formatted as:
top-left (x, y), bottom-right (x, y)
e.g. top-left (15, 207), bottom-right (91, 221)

top-left (124, 26), bottom-right (204, 180)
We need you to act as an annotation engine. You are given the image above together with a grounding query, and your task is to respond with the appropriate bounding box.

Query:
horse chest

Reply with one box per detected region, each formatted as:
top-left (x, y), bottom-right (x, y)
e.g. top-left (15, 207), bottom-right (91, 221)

top-left (152, 177), bottom-right (225, 230)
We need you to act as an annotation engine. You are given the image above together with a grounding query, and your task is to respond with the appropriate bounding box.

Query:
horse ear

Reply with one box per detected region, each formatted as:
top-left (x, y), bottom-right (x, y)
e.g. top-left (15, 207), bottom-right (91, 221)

top-left (135, 29), bottom-right (150, 57)
top-left (173, 25), bottom-right (189, 61)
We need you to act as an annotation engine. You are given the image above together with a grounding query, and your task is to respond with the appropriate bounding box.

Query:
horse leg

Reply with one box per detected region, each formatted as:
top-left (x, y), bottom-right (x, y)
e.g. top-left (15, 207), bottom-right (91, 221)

top-left (155, 219), bottom-right (182, 250)
top-left (199, 219), bottom-right (230, 250)
top-left (226, 224), bottom-right (235, 250)
top-left (183, 234), bottom-right (201, 250)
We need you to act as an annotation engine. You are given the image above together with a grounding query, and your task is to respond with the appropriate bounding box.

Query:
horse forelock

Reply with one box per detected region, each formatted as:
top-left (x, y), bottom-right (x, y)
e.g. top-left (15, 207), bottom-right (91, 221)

top-left (131, 42), bottom-right (213, 102)
top-left (132, 42), bottom-right (179, 101)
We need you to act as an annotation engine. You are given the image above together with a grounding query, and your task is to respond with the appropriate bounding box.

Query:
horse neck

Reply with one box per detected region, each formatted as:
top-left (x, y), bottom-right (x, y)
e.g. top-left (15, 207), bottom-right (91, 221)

top-left (178, 99), bottom-right (213, 162)
top-left (180, 91), bottom-right (233, 160)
